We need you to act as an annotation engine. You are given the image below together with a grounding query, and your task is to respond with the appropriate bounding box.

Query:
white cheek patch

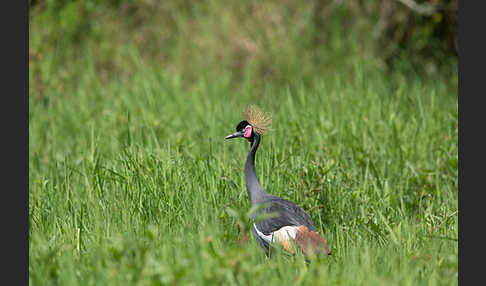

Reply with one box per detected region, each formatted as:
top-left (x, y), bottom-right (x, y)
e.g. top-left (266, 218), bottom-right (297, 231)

top-left (253, 224), bottom-right (299, 251)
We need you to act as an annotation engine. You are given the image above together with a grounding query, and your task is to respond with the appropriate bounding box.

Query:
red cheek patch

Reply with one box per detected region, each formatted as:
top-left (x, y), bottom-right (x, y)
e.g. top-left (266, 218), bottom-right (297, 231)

top-left (243, 126), bottom-right (252, 138)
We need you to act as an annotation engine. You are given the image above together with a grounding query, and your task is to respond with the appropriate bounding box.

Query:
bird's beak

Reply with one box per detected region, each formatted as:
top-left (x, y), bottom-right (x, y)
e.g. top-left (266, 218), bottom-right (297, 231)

top-left (225, 131), bottom-right (244, 139)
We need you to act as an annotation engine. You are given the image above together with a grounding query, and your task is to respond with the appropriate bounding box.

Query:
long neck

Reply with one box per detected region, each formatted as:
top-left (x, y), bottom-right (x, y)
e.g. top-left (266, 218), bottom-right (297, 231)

top-left (245, 134), bottom-right (267, 205)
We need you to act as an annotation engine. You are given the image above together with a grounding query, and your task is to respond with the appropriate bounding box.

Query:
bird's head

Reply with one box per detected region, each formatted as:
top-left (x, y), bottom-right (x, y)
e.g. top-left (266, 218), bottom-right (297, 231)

top-left (225, 105), bottom-right (271, 143)
top-left (225, 120), bottom-right (254, 142)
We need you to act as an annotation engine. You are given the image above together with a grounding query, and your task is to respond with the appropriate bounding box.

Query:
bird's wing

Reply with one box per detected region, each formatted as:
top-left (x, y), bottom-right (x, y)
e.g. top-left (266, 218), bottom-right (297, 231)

top-left (252, 196), bottom-right (316, 234)
top-left (251, 197), bottom-right (330, 256)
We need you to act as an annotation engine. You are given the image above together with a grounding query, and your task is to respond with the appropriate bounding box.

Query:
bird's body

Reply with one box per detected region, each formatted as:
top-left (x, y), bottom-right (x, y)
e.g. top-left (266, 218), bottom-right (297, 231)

top-left (226, 107), bottom-right (331, 259)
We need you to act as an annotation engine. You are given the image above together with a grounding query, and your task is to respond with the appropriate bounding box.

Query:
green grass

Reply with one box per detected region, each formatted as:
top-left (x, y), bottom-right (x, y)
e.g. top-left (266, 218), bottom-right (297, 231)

top-left (29, 57), bottom-right (457, 285)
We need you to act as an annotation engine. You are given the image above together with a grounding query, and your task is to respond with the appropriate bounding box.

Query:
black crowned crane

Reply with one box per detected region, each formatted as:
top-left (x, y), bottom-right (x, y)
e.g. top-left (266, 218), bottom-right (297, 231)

top-left (225, 106), bottom-right (331, 260)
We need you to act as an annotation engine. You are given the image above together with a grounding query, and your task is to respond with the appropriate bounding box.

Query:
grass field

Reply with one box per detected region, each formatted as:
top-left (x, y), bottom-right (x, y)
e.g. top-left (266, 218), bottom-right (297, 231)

top-left (29, 55), bottom-right (458, 285)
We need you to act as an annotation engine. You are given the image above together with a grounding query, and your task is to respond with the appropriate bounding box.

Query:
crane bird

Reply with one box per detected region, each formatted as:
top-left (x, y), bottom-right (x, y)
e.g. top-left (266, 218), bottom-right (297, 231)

top-left (225, 106), bottom-right (331, 260)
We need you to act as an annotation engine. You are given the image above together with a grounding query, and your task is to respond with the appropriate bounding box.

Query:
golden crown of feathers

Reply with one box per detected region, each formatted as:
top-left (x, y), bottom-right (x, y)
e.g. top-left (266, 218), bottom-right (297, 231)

top-left (242, 105), bottom-right (272, 135)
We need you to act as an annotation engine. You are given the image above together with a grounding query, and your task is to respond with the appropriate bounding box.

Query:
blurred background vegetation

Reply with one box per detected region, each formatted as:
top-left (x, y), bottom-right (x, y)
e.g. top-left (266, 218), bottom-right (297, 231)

top-left (29, 2), bottom-right (458, 284)
top-left (29, 0), bottom-right (457, 97)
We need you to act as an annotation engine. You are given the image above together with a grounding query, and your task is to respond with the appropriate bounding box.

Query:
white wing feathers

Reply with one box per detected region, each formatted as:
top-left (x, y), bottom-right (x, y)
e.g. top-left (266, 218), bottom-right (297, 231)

top-left (253, 224), bottom-right (299, 251)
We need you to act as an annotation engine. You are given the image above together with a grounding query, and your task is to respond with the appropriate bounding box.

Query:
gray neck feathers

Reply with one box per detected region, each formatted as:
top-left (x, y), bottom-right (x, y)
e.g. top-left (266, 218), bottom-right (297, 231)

top-left (245, 135), bottom-right (267, 205)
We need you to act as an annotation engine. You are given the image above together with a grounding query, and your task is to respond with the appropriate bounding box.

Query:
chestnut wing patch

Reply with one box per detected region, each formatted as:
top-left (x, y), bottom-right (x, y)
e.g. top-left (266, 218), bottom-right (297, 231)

top-left (294, 226), bottom-right (331, 257)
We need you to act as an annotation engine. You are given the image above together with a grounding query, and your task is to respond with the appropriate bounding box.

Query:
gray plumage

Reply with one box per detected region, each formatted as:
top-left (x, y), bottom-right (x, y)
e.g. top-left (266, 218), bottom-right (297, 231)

top-left (245, 134), bottom-right (317, 253)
